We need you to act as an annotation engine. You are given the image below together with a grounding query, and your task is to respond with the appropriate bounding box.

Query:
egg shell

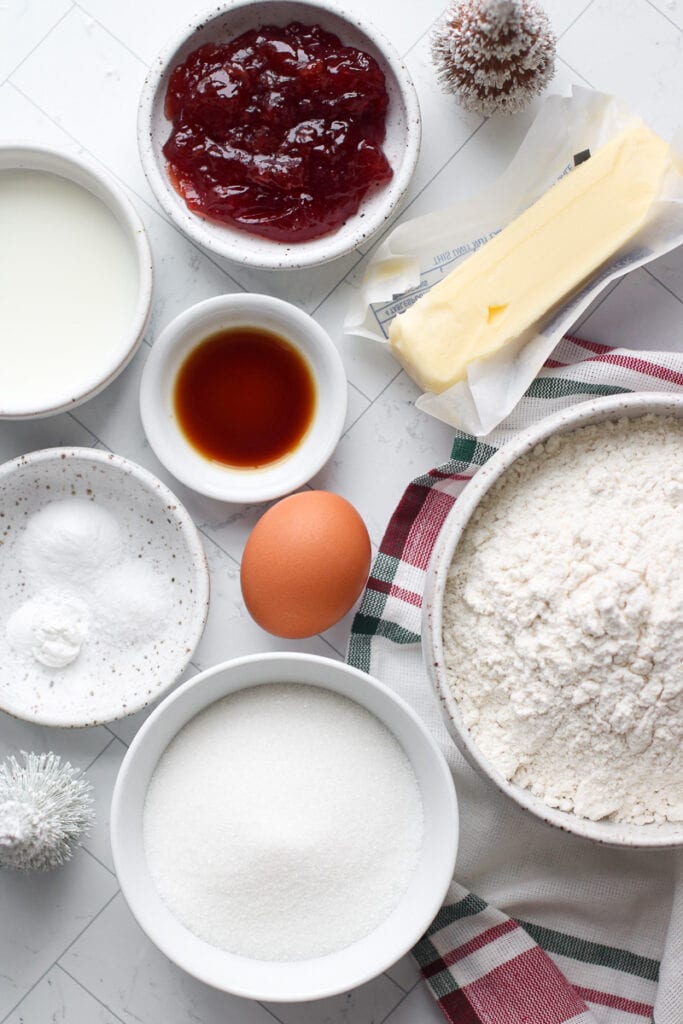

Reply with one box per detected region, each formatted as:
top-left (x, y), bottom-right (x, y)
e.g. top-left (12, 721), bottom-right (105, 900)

top-left (240, 491), bottom-right (371, 639)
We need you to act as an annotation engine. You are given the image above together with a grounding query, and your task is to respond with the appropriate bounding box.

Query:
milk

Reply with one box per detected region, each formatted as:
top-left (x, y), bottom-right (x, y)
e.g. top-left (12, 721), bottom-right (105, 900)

top-left (0, 169), bottom-right (139, 412)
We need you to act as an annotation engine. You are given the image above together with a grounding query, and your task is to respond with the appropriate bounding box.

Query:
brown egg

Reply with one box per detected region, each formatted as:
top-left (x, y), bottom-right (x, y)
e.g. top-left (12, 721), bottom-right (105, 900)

top-left (240, 491), bottom-right (371, 639)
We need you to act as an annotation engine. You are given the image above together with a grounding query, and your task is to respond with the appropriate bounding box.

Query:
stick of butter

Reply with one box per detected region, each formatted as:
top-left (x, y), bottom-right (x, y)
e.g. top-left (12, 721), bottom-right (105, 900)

top-left (389, 124), bottom-right (672, 394)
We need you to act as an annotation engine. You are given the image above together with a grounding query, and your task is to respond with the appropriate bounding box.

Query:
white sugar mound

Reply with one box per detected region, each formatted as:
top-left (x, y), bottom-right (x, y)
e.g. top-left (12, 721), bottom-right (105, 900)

top-left (143, 683), bottom-right (424, 960)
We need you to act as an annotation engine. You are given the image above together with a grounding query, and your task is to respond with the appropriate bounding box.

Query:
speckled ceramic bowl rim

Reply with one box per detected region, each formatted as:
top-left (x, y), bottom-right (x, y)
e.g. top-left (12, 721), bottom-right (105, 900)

top-left (423, 392), bottom-right (683, 849)
top-left (137, 0), bottom-right (421, 270)
top-left (0, 446), bottom-right (210, 728)
top-left (0, 142), bottom-right (153, 419)
top-left (111, 652), bottom-right (458, 1001)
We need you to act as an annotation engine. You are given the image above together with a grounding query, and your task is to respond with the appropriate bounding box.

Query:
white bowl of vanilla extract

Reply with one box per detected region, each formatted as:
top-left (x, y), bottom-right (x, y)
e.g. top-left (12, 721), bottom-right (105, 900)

top-left (139, 294), bottom-right (348, 502)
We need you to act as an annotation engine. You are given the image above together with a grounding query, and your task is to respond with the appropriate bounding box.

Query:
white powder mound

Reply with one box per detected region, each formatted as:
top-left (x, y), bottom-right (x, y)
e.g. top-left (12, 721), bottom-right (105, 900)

top-left (143, 684), bottom-right (424, 961)
top-left (92, 561), bottom-right (171, 641)
top-left (443, 414), bottom-right (683, 826)
top-left (20, 498), bottom-right (123, 587)
top-left (6, 593), bottom-right (90, 668)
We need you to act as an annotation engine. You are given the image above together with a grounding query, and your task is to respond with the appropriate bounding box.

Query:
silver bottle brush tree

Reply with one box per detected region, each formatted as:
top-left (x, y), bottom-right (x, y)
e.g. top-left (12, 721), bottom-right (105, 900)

top-left (0, 752), bottom-right (94, 872)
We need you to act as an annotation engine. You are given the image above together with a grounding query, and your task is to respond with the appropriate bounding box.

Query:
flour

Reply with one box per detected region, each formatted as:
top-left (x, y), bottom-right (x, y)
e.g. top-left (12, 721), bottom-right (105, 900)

top-left (443, 414), bottom-right (683, 825)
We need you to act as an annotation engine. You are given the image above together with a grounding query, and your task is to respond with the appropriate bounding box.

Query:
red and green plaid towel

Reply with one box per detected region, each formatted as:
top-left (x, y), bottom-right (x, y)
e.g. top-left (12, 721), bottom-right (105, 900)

top-left (347, 337), bottom-right (683, 1024)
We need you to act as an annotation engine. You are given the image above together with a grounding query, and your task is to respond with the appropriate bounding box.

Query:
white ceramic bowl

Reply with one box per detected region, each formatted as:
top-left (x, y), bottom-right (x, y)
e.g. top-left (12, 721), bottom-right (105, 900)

top-left (0, 447), bottom-right (209, 727)
top-left (424, 392), bottom-right (683, 849)
top-left (138, 0), bottom-right (421, 269)
top-left (140, 293), bottom-right (347, 501)
top-left (111, 652), bottom-right (458, 1001)
top-left (0, 143), bottom-right (153, 418)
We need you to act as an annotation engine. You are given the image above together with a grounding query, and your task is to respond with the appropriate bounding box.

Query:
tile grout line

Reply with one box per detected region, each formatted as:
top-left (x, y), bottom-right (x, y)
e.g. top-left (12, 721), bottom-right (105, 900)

top-left (65, 411), bottom-right (99, 445)
top-left (644, 266), bottom-right (683, 307)
top-left (7, 82), bottom-right (247, 298)
top-left (376, 973), bottom-right (416, 1024)
top-left (554, 55), bottom-right (594, 88)
top-left (574, 277), bottom-right (626, 332)
top-left (66, 409), bottom-right (108, 446)
top-left (644, 0), bottom-right (683, 32)
top-left (197, 523), bottom-right (242, 569)
top-left (310, 250), bottom-right (366, 316)
top-left (572, 277), bottom-right (622, 330)
top-left (73, 0), bottom-right (150, 68)
top-left (318, 634), bottom-right (345, 658)
top-left (82, 735), bottom-right (116, 774)
top-left (0, 3), bottom-right (75, 89)
top-left (57, 963), bottom-right (128, 1024)
top-left (344, 386), bottom-right (376, 433)
top-left (555, 0), bottom-right (597, 40)
top-left (256, 1001), bottom-right (288, 1024)
top-left (81, 845), bottom-right (117, 880)
top-left (0, 890), bottom-right (120, 1024)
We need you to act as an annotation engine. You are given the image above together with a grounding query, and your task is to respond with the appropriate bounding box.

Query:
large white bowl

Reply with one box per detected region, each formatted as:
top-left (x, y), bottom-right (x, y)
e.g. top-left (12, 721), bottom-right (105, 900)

top-left (0, 447), bottom-right (209, 727)
top-left (0, 143), bottom-right (153, 418)
top-left (423, 392), bottom-right (683, 849)
top-left (138, 0), bottom-right (421, 269)
top-left (111, 653), bottom-right (458, 1001)
top-left (140, 293), bottom-right (347, 502)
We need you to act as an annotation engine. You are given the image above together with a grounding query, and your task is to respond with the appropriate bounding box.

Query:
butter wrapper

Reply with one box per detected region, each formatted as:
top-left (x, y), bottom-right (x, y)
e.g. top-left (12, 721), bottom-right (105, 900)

top-left (345, 87), bottom-right (683, 436)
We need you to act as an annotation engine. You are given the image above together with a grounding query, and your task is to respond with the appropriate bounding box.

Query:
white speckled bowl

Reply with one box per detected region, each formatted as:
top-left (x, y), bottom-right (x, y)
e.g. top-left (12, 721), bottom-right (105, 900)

top-left (111, 653), bottom-right (458, 1001)
top-left (0, 143), bottom-right (153, 419)
top-left (137, 0), bottom-right (421, 269)
top-left (0, 448), bottom-right (210, 727)
top-left (424, 392), bottom-right (683, 849)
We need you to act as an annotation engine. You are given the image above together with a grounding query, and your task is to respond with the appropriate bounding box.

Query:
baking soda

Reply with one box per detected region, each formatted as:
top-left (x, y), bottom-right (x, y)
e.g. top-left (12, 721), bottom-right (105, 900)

top-left (143, 683), bottom-right (424, 960)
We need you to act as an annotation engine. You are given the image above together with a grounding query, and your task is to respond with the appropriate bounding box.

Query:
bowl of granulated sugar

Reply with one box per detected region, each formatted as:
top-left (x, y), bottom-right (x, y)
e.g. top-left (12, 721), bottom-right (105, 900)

top-left (111, 652), bottom-right (457, 1001)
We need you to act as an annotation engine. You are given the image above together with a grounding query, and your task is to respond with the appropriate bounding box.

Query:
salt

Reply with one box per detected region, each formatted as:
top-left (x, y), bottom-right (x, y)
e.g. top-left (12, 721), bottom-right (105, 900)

top-left (143, 683), bottom-right (424, 961)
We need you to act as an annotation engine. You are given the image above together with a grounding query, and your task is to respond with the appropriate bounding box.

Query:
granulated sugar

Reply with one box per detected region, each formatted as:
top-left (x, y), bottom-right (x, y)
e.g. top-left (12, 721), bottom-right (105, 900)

top-left (143, 683), bottom-right (424, 960)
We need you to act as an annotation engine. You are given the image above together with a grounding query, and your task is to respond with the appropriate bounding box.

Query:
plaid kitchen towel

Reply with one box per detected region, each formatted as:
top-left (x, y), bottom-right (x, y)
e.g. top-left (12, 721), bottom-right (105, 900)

top-left (347, 336), bottom-right (683, 1024)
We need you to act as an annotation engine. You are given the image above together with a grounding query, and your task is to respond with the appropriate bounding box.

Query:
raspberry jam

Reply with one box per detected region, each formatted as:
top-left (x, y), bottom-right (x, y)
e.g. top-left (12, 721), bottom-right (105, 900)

top-left (163, 22), bottom-right (393, 243)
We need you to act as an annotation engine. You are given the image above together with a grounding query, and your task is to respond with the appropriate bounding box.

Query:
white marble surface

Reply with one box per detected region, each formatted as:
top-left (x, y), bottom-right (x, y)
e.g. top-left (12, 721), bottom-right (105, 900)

top-left (0, 2), bottom-right (682, 1023)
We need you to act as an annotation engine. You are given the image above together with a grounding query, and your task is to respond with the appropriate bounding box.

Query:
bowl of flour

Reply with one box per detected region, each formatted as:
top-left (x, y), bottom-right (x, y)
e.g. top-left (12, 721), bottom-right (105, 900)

top-left (424, 392), bottom-right (683, 848)
top-left (0, 447), bottom-right (209, 726)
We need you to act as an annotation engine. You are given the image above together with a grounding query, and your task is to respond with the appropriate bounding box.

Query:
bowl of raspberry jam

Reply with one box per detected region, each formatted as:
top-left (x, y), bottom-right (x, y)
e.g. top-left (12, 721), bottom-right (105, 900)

top-left (138, 0), bottom-right (420, 269)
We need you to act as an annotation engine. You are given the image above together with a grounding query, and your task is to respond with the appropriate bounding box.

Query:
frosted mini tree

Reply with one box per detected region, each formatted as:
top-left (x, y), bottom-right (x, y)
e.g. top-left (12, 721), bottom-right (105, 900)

top-left (431, 0), bottom-right (556, 116)
top-left (0, 752), bottom-right (94, 872)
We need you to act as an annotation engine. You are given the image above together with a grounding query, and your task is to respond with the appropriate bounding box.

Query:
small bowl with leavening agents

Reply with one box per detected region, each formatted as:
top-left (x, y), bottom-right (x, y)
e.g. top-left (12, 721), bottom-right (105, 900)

top-left (0, 447), bottom-right (209, 727)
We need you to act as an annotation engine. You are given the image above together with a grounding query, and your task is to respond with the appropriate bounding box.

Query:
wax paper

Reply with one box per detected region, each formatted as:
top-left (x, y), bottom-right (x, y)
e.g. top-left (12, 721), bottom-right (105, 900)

top-left (345, 87), bottom-right (683, 435)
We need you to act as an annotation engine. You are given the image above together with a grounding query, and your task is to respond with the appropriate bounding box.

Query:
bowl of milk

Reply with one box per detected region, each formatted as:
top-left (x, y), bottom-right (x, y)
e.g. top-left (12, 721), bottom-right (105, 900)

top-left (0, 143), bottom-right (153, 418)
